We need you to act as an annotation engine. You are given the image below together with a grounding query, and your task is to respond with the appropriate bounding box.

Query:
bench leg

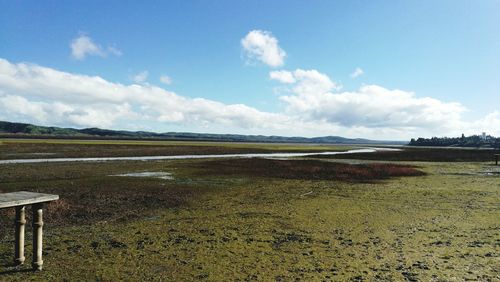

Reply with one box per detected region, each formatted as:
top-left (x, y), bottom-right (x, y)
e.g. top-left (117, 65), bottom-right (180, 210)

top-left (14, 206), bottom-right (26, 265)
top-left (32, 203), bottom-right (44, 271)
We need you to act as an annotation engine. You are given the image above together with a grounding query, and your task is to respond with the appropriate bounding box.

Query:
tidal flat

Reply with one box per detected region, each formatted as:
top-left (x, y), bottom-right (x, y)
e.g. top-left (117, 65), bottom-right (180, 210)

top-left (0, 140), bottom-right (498, 281)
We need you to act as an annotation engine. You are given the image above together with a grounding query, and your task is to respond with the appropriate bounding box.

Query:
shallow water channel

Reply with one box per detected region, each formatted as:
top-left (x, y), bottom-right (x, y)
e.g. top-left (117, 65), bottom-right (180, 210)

top-left (111, 172), bottom-right (174, 180)
top-left (0, 147), bottom-right (400, 165)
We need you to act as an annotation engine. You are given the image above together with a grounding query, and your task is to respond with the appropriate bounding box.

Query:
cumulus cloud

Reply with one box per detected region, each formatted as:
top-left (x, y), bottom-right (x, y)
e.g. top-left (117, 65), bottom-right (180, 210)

top-left (350, 67), bottom-right (364, 78)
top-left (271, 69), bottom-right (341, 102)
top-left (159, 75), bottom-right (172, 85)
top-left (241, 30), bottom-right (286, 67)
top-left (132, 71), bottom-right (149, 83)
top-left (271, 68), bottom-right (500, 137)
top-left (281, 73), bottom-right (461, 129)
top-left (70, 35), bottom-right (122, 60)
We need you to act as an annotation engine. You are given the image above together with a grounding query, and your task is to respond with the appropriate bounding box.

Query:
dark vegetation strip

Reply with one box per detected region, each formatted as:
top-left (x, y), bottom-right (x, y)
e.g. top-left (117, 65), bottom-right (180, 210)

top-left (0, 143), bottom-right (348, 160)
top-left (188, 158), bottom-right (425, 182)
top-left (311, 147), bottom-right (498, 162)
top-left (0, 143), bottom-right (274, 159)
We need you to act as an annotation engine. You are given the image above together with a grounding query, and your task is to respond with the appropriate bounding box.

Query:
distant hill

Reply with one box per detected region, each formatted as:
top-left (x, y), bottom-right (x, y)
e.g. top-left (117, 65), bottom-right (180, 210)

top-left (0, 120), bottom-right (406, 145)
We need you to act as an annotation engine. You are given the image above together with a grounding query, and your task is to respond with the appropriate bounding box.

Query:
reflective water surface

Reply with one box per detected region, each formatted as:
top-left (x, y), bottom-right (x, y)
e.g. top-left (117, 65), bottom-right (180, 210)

top-left (110, 172), bottom-right (174, 180)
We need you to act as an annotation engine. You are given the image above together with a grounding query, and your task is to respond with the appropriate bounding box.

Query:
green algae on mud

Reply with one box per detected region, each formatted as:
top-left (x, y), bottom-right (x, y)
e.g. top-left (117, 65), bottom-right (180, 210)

top-left (0, 145), bottom-right (498, 281)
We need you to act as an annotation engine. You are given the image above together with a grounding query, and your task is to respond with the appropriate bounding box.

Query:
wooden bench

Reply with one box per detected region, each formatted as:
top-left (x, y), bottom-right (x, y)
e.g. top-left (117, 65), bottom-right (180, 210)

top-left (0, 191), bottom-right (59, 271)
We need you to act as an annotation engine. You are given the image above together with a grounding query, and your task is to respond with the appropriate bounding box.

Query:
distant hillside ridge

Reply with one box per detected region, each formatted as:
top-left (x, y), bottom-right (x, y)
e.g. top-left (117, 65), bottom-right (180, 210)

top-left (0, 120), bottom-right (406, 144)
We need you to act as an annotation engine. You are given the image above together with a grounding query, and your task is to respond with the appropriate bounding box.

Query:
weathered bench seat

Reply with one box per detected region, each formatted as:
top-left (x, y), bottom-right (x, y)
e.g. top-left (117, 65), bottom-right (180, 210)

top-left (0, 191), bottom-right (59, 209)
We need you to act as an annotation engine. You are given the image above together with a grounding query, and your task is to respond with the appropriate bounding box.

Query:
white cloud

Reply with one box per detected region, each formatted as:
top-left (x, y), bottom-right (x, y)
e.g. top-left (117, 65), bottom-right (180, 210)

top-left (70, 35), bottom-right (122, 60)
top-left (132, 71), bottom-right (149, 83)
top-left (159, 75), bottom-right (172, 85)
top-left (271, 69), bottom-right (341, 104)
top-left (350, 67), bottom-right (364, 78)
top-left (241, 30), bottom-right (286, 67)
top-left (0, 93), bottom-right (135, 128)
top-left (269, 70), bottom-right (295, 84)
top-left (280, 71), bottom-right (464, 129)
top-left (0, 58), bottom-right (289, 131)
top-left (0, 95), bottom-right (49, 122)
top-left (470, 111), bottom-right (500, 136)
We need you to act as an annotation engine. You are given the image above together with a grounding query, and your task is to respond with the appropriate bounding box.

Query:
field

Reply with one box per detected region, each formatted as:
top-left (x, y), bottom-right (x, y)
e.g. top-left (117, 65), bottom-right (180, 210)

top-left (0, 139), bottom-right (499, 281)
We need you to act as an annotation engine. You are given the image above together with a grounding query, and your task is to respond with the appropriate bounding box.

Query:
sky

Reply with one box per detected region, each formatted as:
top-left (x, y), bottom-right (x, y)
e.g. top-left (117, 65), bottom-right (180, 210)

top-left (0, 0), bottom-right (499, 140)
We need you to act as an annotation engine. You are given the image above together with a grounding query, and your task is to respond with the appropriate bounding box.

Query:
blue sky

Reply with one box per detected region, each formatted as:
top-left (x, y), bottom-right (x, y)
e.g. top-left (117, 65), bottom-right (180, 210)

top-left (0, 1), bottom-right (499, 140)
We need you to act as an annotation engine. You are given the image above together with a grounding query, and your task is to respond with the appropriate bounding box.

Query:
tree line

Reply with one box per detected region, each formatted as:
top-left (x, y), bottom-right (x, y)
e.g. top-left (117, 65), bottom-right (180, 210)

top-left (409, 134), bottom-right (500, 149)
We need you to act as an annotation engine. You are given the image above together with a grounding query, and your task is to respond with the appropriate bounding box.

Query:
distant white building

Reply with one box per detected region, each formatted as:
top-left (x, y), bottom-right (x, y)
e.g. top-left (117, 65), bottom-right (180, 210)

top-left (481, 132), bottom-right (486, 140)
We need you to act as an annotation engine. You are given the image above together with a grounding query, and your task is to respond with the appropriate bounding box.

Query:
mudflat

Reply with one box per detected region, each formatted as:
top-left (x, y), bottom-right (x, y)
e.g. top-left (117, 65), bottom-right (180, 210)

top-left (0, 140), bottom-right (498, 280)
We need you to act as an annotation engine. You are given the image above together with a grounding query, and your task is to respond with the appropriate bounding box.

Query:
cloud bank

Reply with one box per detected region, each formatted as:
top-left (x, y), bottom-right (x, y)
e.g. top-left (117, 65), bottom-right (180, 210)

top-left (0, 58), bottom-right (498, 139)
top-left (0, 58), bottom-right (290, 131)
top-left (269, 68), bottom-right (500, 137)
